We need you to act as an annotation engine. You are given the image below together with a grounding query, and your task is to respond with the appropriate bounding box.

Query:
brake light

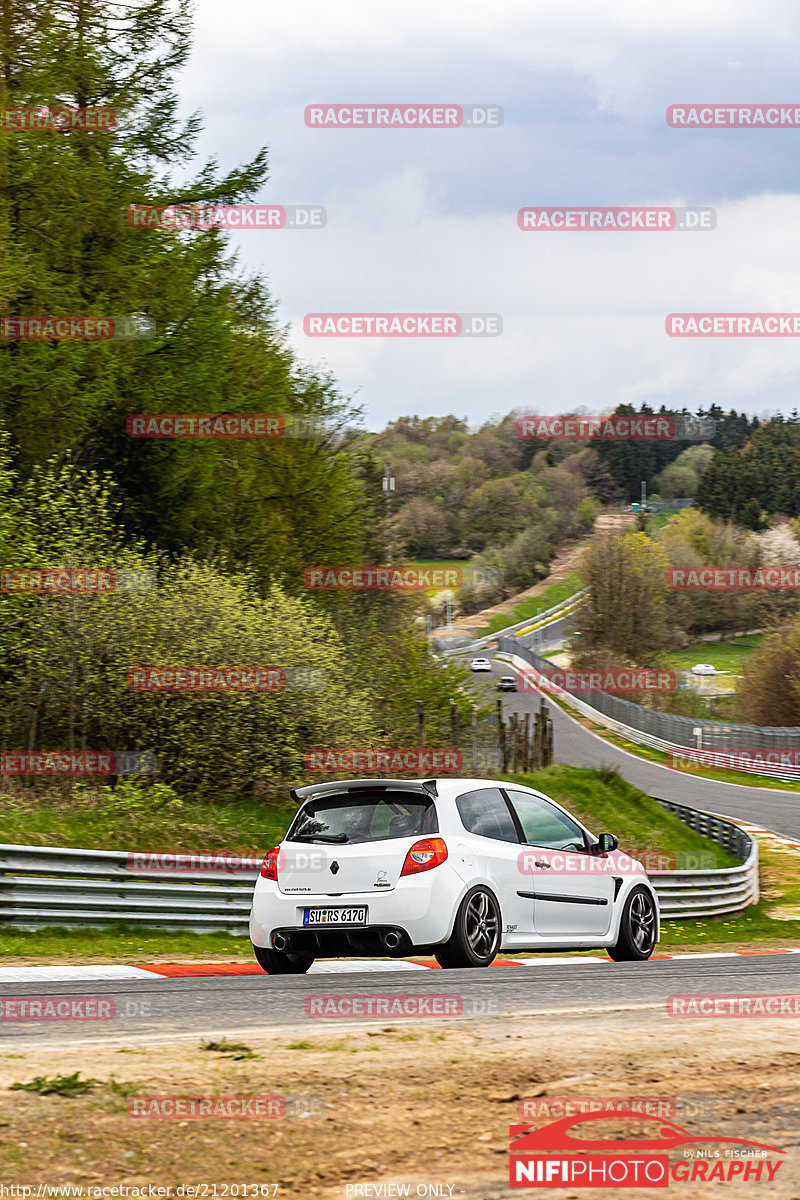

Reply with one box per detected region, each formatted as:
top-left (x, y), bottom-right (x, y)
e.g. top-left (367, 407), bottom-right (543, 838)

top-left (260, 846), bottom-right (282, 880)
top-left (400, 838), bottom-right (448, 876)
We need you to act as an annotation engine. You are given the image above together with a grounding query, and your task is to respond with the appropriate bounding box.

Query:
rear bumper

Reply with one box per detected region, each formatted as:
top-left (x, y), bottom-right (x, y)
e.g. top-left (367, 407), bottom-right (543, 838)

top-left (268, 924), bottom-right (416, 957)
top-left (249, 870), bottom-right (462, 953)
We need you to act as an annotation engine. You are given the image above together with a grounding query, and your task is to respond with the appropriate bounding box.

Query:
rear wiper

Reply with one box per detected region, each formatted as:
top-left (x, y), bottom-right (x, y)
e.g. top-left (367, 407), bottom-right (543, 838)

top-left (295, 833), bottom-right (349, 843)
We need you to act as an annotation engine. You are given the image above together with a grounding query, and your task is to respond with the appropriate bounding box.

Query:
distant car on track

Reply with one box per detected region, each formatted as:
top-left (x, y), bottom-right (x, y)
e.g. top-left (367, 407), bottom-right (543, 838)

top-left (469, 657), bottom-right (493, 672)
top-left (249, 777), bottom-right (660, 974)
top-left (690, 663), bottom-right (716, 675)
top-left (496, 675), bottom-right (517, 691)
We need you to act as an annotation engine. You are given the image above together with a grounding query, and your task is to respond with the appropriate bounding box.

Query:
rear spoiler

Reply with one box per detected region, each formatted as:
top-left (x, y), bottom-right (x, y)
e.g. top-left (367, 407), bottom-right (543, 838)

top-left (289, 778), bottom-right (439, 804)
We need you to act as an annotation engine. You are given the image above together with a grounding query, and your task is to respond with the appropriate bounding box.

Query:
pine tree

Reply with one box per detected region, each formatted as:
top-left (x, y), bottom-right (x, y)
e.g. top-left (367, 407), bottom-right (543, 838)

top-left (0, 0), bottom-right (367, 583)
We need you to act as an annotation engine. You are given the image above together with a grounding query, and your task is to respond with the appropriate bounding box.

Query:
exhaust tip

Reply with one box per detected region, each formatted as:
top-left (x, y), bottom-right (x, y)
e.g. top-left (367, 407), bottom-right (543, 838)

top-left (383, 930), bottom-right (402, 950)
top-left (272, 932), bottom-right (288, 951)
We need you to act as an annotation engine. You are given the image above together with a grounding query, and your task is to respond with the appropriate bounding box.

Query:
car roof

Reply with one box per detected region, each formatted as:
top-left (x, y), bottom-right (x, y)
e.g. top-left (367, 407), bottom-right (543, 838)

top-left (292, 776), bottom-right (561, 802)
top-left (288, 777), bottom-right (596, 837)
top-left (290, 778), bottom-right (440, 803)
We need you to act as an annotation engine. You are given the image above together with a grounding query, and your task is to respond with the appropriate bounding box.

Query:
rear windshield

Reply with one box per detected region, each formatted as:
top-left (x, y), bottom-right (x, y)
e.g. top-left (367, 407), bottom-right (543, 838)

top-left (286, 791), bottom-right (438, 845)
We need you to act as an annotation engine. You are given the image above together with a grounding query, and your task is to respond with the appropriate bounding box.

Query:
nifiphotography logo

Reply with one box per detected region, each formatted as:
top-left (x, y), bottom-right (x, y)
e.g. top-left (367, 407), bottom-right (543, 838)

top-left (508, 1111), bottom-right (785, 1187)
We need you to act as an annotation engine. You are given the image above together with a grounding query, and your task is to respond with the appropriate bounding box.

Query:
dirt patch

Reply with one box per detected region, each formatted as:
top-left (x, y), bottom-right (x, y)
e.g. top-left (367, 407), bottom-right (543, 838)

top-left (433, 513), bottom-right (635, 639)
top-left (1, 1009), bottom-right (797, 1197)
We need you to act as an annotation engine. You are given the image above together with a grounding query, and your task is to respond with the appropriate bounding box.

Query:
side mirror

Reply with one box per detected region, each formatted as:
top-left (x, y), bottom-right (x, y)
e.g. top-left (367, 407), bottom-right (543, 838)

top-left (597, 833), bottom-right (618, 853)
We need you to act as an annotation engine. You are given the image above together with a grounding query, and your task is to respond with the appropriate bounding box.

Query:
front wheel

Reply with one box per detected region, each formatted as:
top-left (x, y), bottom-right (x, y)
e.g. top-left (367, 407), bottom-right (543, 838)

top-left (434, 886), bottom-right (500, 968)
top-left (253, 943), bottom-right (315, 975)
top-left (607, 887), bottom-right (657, 961)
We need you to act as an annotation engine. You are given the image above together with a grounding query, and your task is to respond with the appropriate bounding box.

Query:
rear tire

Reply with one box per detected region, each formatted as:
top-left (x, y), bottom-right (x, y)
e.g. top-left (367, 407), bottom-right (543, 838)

top-left (253, 943), bottom-right (315, 975)
top-left (434, 886), bottom-right (500, 969)
top-left (607, 887), bottom-right (657, 961)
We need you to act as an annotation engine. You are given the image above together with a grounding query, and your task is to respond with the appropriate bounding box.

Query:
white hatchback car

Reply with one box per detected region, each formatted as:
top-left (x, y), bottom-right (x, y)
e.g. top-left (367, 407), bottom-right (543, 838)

top-left (249, 778), bottom-right (659, 973)
top-left (470, 658), bottom-right (493, 671)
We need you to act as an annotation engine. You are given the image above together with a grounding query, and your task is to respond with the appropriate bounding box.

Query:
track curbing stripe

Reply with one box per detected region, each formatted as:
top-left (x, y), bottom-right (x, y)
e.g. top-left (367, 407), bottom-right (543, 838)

top-left (0, 947), bottom-right (797, 983)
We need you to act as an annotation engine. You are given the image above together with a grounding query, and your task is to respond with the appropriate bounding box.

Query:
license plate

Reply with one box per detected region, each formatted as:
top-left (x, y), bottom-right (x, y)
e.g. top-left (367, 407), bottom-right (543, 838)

top-left (303, 906), bottom-right (368, 926)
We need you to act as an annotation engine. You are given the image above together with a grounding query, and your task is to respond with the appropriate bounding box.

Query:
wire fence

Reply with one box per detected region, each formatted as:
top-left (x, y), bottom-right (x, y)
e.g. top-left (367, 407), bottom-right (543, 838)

top-left (498, 638), bottom-right (800, 752)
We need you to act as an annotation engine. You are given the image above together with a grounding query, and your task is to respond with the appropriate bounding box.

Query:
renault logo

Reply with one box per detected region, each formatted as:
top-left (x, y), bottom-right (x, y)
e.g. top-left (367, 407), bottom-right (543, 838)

top-left (330, 861), bottom-right (340, 874)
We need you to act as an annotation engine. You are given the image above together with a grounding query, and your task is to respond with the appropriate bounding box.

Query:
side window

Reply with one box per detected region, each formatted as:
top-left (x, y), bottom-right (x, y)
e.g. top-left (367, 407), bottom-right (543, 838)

top-left (456, 787), bottom-right (520, 843)
top-left (505, 790), bottom-right (587, 851)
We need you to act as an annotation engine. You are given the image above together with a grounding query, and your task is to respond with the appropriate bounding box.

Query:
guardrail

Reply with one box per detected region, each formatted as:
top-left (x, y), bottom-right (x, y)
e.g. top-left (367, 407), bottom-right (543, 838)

top-left (649, 800), bottom-right (759, 918)
top-left (0, 808), bottom-right (758, 931)
top-left (0, 844), bottom-right (255, 934)
top-left (436, 588), bottom-right (588, 656)
top-left (497, 641), bottom-right (800, 779)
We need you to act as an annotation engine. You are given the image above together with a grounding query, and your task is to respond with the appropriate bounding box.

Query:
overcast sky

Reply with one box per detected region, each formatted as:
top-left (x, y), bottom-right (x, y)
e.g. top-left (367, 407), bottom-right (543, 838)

top-left (180, 0), bottom-right (800, 430)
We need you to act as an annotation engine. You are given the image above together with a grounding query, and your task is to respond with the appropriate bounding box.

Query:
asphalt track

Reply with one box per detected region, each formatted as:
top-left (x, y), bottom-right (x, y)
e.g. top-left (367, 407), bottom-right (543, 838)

top-left (1, 953), bottom-right (798, 1046)
top-left (482, 659), bottom-right (800, 839)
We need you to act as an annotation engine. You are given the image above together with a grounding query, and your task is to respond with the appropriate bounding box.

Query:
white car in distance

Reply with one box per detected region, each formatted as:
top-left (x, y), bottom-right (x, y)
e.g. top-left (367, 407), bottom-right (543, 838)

top-left (470, 658), bottom-right (493, 672)
top-left (249, 777), bottom-right (660, 974)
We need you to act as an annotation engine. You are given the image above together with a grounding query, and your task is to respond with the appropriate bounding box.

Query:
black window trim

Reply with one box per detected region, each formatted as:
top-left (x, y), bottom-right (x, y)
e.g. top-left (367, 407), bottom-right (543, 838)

top-left (500, 787), bottom-right (593, 853)
top-left (455, 786), bottom-right (524, 845)
top-left (286, 791), bottom-right (439, 844)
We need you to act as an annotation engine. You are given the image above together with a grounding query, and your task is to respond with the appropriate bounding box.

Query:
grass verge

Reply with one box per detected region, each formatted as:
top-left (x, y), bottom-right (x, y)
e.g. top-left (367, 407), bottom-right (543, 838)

top-left (663, 634), bottom-right (763, 676)
top-left (0, 924), bottom-right (254, 962)
top-left (500, 764), bottom-right (739, 866)
top-left (0, 783), bottom-right (294, 851)
top-left (405, 559), bottom-right (470, 594)
top-left (477, 572), bottom-right (583, 636)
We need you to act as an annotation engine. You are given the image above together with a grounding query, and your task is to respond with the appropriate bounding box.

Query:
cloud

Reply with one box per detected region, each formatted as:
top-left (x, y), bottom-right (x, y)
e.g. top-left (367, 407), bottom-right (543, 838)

top-left (181, 0), bottom-right (800, 426)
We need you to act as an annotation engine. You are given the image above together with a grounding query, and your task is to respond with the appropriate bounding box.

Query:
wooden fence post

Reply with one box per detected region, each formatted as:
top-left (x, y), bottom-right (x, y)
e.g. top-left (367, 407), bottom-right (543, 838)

top-left (450, 699), bottom-right (459, 750)
top-left (497, 700), bottom-right (507, 771)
